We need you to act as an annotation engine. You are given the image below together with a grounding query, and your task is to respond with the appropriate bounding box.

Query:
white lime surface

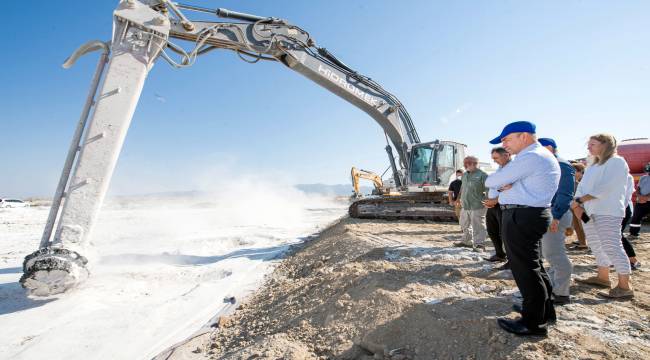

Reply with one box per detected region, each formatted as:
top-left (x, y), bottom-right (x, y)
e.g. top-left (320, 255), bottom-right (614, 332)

top-left (0, 191), bottom-right (345, 360)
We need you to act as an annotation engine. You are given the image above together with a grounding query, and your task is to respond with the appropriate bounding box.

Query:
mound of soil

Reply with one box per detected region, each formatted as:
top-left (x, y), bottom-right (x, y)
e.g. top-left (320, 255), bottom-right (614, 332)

top-left (174, 218), bottom-right (650, 359)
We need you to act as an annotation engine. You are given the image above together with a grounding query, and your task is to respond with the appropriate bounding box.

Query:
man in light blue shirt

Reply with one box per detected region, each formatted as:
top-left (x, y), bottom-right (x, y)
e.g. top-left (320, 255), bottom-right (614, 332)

top-left (486, 121), bottom-right (560, 337)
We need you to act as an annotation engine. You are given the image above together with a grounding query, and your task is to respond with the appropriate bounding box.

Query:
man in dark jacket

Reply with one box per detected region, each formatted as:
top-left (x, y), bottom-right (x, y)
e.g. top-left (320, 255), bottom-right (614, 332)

top-left (483, 147), bottom-right (510, 263)
top-left (448, 169), bottom-right (463, 219)
top-left (539, 138), bottom-right (575, 305)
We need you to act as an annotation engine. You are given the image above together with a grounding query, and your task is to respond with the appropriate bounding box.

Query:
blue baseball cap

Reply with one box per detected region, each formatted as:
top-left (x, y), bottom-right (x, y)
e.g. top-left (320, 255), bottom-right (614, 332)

top-left (489, 121), bottom-right (536, 144)
top-left (538, 138), bottom-right (557, 149)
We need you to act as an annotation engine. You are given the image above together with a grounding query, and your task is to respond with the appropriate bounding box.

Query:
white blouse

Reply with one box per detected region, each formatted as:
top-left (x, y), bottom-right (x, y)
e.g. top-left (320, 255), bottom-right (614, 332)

top-left (575, 155), bottom-right (629, 217)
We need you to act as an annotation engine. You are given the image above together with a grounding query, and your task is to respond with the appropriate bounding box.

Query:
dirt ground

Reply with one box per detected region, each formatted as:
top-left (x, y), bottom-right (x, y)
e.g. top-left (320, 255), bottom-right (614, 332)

top-left (170, 217), bottom-right (650, 360)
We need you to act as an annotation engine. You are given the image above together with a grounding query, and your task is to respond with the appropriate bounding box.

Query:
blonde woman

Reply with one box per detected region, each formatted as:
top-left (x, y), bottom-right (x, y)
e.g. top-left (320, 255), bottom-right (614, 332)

top-left (572, 134), bottom-right (633, 299)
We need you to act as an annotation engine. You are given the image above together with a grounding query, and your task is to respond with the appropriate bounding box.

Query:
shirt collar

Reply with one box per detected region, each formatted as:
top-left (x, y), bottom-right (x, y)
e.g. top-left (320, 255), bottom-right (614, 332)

top-left (519, 142), bottom-right (539, 156)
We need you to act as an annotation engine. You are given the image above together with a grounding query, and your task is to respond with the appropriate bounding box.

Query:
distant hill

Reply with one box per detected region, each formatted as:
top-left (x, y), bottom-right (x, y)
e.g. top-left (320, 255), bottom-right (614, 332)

top-left (107, 185), bottom-right (369, 199)
top-left (295, 183), bottom-right (371, 196)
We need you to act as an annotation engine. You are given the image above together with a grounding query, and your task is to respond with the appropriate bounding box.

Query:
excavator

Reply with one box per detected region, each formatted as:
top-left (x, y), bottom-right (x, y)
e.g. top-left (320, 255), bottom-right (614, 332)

top-left (350, 167), bottom-right (385, 198)
top-left (21, 0), bottom-right (466, 296)
top-left (348, 139), bottom-right (466, 219)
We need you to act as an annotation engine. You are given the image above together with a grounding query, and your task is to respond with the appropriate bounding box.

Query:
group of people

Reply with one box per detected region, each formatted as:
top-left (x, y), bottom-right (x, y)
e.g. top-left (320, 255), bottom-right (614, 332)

top-left (446, 120), bottom-right (648, 337)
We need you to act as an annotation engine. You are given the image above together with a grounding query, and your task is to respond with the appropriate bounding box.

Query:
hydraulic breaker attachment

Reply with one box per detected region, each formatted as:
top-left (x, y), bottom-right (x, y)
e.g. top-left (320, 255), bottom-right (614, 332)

top-left (21, 0), bottom-right (170, 295)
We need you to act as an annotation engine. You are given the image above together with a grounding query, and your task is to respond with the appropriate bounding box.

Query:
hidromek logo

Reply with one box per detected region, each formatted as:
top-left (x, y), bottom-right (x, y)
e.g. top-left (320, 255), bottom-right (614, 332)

top-left (318, 64), bottom-right (380, 107)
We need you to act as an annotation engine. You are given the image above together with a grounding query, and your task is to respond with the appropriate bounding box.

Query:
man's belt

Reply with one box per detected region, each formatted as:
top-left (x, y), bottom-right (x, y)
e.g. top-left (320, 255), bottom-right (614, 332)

top-left (500, 204), bottom-right (532, 210)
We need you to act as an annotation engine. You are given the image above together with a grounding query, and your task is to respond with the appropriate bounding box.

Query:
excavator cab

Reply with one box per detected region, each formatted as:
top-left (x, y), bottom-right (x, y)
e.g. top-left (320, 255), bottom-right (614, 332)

top-left (408, 145), bottom-right (434, 185)
top-left (406, 141), bottom-right (463, 190)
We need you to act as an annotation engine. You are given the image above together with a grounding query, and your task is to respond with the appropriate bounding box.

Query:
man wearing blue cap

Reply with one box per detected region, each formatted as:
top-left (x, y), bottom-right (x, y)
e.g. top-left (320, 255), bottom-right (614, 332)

top-left (485, 121), bottom-right (560, 337)
top-left (539, 138), bottom-right (575, 306)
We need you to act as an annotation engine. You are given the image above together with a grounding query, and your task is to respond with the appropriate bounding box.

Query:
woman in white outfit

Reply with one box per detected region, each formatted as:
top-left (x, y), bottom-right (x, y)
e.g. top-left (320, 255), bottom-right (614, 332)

top-left (571, 134), bottom-right (633, 299)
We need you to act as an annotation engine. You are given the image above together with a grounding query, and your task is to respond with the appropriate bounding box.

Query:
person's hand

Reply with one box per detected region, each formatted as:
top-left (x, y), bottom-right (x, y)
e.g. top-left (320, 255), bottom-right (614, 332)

top-left (499, 184), bottom-right (513, 192)
top-left (573, 206), bottom-right (585, 220)
top-left (455, 200), bottom-right (461, 207)
top-left (482, 198), bottom-right (498, 208)
top-left (570, 200), bottom-right (580, 210)
top-left (565, 227), bottom-right (574, 237)
top-left (639, 195), bottom-right (649, 204)
top-left (549, 219), bottom-right (559, 233)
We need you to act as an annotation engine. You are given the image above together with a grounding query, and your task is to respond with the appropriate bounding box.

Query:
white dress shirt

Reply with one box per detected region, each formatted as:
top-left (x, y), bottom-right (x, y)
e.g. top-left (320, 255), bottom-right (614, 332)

top-left (485, 142), bottom-right (560, 207)
top-left (624, 173), bottom-right (634, 210)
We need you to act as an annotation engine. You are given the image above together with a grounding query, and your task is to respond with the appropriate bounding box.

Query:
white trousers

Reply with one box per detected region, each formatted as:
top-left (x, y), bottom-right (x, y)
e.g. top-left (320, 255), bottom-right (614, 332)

top-left (583, 215), bottom-right (631, 275)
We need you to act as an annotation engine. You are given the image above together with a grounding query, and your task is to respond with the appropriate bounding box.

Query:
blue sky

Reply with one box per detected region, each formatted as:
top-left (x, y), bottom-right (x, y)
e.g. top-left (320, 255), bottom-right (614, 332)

top-left (1, 1), bottom-right (649, 197)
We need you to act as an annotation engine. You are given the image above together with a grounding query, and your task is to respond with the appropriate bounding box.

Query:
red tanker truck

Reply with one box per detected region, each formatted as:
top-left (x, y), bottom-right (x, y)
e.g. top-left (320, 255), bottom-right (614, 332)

top-left (619, 138), bottom-right (650, 175)
top-left (618, 138), bottom-right (650, 201)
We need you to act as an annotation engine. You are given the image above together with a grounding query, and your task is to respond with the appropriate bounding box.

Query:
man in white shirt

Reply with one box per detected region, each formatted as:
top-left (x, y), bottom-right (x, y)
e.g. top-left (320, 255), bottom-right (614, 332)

top-left (486, 121), bottom-right (560, 337)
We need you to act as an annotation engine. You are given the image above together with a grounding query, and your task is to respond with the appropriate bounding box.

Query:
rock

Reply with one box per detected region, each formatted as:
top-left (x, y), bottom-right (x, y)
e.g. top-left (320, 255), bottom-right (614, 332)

top-left (356, 340), bottom-right (385, 355)
top-left (479, 284), bottom-right (496, 292)
top-left (628, 320), bottom-right (646, 331)
top-left (450, 269), bottom-right (464, 278)
top-left (218, 316), bottom-right (231, 328)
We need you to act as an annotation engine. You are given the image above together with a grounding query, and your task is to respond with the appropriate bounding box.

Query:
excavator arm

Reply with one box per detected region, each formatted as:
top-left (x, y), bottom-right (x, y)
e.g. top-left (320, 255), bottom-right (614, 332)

top-left (162, 4), bottom-right (420, 168)
top-left (21, 0), bottom-right (423, 295)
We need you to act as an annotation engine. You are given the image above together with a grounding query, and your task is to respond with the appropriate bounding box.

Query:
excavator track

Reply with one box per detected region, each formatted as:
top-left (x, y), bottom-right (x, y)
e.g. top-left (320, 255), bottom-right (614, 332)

top-left (349, 193), bottom-right (457, 221)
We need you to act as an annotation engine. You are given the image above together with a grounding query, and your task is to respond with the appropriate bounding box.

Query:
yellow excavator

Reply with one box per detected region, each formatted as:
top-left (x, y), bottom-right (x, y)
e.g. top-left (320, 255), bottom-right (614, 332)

top-left (351, 167), bottom-right (391, 198)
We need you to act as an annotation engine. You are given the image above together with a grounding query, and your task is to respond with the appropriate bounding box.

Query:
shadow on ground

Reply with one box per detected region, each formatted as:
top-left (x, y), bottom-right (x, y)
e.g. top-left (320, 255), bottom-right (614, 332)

top-left (100, 244), bottom-right (290, 266)
top-left (0, 267), bottom-right (22, 275)
top-left (338, 296), bottom-right (543, 359)
top-left (0, 281), bottom-right (56, 316)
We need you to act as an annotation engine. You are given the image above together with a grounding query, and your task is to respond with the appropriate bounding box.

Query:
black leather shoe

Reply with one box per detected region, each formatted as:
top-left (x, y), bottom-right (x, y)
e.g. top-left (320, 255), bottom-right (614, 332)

top-left (485, 254), bottom-right (506, 262)
top-left (552, 295), bottom-right (571, 305)
top-left (512, 303), bottom-right (556, 324)
top-left (497, 317), bottom-right (548, 337)
top-left (497, 261), bottom-right (511, 270)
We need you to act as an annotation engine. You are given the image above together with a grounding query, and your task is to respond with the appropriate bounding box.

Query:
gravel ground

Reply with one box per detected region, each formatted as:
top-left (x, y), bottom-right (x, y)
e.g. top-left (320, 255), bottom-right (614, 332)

top-left (169, 217), bottom-right (650, 360)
